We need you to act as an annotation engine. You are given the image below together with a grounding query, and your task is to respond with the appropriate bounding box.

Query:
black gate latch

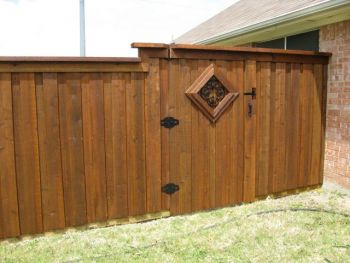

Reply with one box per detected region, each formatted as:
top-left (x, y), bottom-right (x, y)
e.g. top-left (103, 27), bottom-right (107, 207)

top-left (161, 183), bottom-right (179, 195)
top-left (161, 117), bottom-right (179, 129)
top-left (244, 88), bottom-right (256, 99)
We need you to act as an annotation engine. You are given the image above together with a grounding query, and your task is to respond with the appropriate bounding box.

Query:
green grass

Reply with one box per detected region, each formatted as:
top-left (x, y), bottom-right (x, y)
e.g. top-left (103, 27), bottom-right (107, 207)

top-left (1, 188), bottom-right (349, 263)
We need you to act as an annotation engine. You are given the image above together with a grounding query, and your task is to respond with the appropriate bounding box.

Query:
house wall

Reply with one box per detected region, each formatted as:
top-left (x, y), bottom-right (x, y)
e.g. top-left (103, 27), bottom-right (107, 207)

top-left (320, 19), bottom-right (350, 189)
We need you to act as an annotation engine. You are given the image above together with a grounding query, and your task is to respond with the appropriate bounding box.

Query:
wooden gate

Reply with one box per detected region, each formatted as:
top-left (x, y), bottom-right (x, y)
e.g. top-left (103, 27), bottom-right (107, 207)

top-left (166, 59), bottom-right (245, 214)
top-left (135, 44), bottom-right (329, 215)
top-left (0, 44), bottom-right (330, 239)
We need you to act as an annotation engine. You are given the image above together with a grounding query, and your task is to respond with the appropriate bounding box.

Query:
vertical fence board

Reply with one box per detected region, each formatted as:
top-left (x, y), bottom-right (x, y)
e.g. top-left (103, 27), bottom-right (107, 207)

top-left (160, 59), bottom-right (170, 211)
top-left (127, 73), bottom-right (146, 216)
top-left (191, 60), bottom-right (211, 211)
top-left (145, 59), bottom-right (162, 213)
top-left (36, 73), bottom-right (65, 231)
top-left (310, 64), bottom-right (323, 186)
top-left (105, 73), bottom-right (128, 219)
top-left (0, 73), bottom-right (20, 238)
top-left (298, 65), bottom-right (313, 187)
top-left (230, 61), bottom-right (244, 203)
top-left (82, 73), bottom-right (107, 223)
top-left (12, 73), bottom-right (43, 234)
top-left (320, 65), bottom-right (328, 184)
top-left (215, 60), bottom-right (233, 207)
top-left (268, 64), bottom-right (276, 194)
top-left (169, 60), bottom-right (180, 214)
top-left (272, 63), bottom-right (286, 193)
top-left (176, 59), bottom-right (192, 214)
top-left (285, 64), bottom-right (301, 190)
top-left (58, 73), bottom-right (87, 227)
top-left (243, 60), bottom-right (256, 202)
top-left (256, 62), bottom-right (271, 196)
top-left (169, 59), bottom-right (192, 214)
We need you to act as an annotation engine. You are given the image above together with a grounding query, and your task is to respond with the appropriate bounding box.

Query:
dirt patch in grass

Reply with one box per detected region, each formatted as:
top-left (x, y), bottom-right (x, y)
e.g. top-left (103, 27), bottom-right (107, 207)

top-left (1, 188), bottom-right (349, 263)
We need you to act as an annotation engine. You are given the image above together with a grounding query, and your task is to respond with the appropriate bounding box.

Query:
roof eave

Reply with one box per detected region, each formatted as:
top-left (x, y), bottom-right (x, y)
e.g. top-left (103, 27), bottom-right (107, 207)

top-left (197, 0), bottom-right (350, 45)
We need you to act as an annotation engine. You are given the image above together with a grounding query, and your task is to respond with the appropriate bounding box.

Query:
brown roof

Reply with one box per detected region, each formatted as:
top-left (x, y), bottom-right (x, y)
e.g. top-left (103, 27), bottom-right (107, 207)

top-left (174, 0), bottom-right (332, 44)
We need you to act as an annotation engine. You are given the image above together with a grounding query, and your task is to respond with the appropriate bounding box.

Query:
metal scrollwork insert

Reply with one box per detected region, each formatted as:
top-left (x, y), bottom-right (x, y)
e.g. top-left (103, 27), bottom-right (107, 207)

top-left (199, 76), bottom-right (228, 108)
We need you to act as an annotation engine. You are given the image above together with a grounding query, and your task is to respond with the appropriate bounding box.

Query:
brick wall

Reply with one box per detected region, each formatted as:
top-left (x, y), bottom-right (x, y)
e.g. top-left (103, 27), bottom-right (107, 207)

top-left (320, 19), bottom-right (350, 189)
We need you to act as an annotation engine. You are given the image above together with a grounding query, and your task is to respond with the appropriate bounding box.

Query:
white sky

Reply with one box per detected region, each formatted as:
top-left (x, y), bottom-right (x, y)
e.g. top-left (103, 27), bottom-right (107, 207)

top-left (0, 0), bottom-right (237, 57)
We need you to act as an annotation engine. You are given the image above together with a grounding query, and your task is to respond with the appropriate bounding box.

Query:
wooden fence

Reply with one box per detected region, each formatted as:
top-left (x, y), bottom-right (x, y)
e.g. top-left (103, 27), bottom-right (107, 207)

top-left (0, 44), bottom-right (330, 239)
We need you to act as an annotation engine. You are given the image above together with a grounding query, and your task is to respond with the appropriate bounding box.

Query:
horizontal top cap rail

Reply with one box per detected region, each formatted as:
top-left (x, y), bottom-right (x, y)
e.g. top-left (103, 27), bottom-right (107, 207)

top-left (131, 43), bottom-right (169, 49)
top-left (132, 42), bottom-right (331, 56)
top-left (0, 56), bottom-right (148, 73)
top-left (132, 42), bottom-right (331, 64)
top-left (0, 56), bottom-right (142, 63)
top-left (170, 44), bottom-right (332, 57)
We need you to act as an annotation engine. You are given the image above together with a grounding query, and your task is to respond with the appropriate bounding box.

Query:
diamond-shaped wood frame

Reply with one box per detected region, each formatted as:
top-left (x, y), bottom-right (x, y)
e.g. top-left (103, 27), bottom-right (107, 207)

top-left (185, 64), bottom-right (239, 123)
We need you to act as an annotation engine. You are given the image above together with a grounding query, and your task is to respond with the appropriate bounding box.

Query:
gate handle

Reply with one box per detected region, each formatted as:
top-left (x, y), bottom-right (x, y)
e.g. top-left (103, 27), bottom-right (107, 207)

top-left (244, 88), bottom-right (256, 99)
top-left (248, 102), bottom-right (253, 117)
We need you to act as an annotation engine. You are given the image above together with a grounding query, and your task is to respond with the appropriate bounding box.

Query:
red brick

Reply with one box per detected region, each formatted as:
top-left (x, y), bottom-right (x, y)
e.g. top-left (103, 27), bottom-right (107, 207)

top-left (321, 19), bottom-right (350, 189)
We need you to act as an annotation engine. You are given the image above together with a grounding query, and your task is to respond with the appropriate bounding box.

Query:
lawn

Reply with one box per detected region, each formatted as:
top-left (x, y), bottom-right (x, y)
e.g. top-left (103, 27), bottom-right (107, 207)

top-left (1, 188), bottom-right (349, 263)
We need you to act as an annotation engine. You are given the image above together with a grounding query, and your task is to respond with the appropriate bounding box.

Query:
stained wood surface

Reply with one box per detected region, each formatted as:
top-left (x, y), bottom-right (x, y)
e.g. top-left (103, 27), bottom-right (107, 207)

top-left (58, 73), bottom-right (87, 227)
top-left (285, 64), bottom-right (300, 191)
top-left (215, 60), bottom-right (234, 207)
top-left (243, 60), bottom-right (257, 202)
top-left (104, 73), bottom-right (128, 219)
top-left (0, 63), bottom-right (148, 73)
top-left (36, 73), bottom-right (65, 231)
top-left (160, 59), bottom-right (170, 211)
top-left (12, 73), bottom-right (43, 235)
top-left (82, 73), bottom-right (108, 223)
top-left (170, 59), bottom-right (192, 214)
top-left (126, 73), bottom-right (146, 216)
top-left (255, 62), bottom-right (324, 198)
top-left (145, 59), bottom-right (162, 213)
top-left (191, 59), bottom-right (210, 211)
top-left (0, 73), bottom-right (20, 238)
top-left (0, 47), bottom-right (328, 238)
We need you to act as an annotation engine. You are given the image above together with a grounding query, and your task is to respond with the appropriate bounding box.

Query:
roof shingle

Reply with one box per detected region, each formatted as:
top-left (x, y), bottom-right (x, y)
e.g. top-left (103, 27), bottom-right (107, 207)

top-left (174, 0), bottom-right (332, 44)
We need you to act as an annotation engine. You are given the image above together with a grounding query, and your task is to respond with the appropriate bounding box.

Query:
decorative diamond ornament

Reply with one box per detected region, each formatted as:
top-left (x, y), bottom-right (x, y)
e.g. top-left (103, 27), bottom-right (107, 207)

top-left (185, 64), bottom-right (239, 122)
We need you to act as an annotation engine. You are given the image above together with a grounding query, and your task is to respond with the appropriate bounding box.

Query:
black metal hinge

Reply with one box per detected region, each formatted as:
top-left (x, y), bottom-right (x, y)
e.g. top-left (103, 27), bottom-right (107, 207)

top-left (161, 183), bottom-right (179, 195)
top-left (161, 117), bottom-right (179, 129)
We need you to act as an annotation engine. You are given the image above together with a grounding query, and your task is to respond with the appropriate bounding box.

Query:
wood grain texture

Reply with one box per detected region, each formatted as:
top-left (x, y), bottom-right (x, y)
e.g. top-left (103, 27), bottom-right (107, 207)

top-left (169, 50), bottom-right (329, 64)
top-left (82, 73), bottom-right (108, 223)
top-left (0, 62), bottom-right (148, 73)
top-left (319, 65), bottom-right (328, 184)
top-left (271, 63), bottom-right (286, 193)
top-left (229, 61), bottom-right (244, 204)
top-left (256, 62), bottom-right (271, 197)
top-left (126, 73), bottom-right (146, 216)
top-left (215, 60), bottom-right (234, 207)
top-left (171, 59), bottom-right (192, 214)
top-left (243, 60), bottom-right (257, 202)
top-left (0, 50), bottom-right (329, 239)
top-left (58, 73), bottom-right (87, 227)
top-left (12, 73), bottom-right (43, 235)
top-left (104, 73), bottom-right (128, 219)
top-left (191, 60), bottom-right (210, 211)
top-left (160, 59), bottom-right (170, 211)
top-left (285, 64), bottom-right (301, 190)
top-left (168, 60), bottom-right (180, 214)
top-left (36, 73), bottom-right (65, 231)
top-left (170, 44), bottom-right (331, 57)
top-left (145, 59), bottom-right (162, 213)
top-left (168, 59), bottom-right (193, 215)
top-left (298, 64), bottom-right (313, 187)
top-left (309, 64), bottom-right (323, 186)
top-left (0, 73), bottom-right (20, 238)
